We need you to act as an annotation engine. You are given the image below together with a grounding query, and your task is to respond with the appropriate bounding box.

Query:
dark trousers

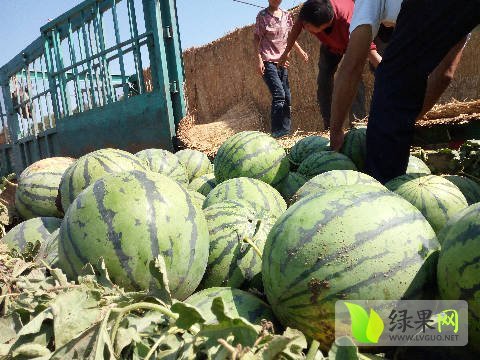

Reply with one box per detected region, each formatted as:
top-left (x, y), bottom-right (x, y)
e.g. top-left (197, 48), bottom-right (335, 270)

top-left (263, 62), bottom-right (291, 133)
top-left (317, 45), bottom-right (367, 130)
top-left (365, 0), bottom-right (480, 184)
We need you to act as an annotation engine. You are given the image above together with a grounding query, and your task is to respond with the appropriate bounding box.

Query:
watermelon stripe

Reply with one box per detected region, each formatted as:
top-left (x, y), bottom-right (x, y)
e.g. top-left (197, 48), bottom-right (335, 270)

top-left (220, 137), bottom-right (267, 175)
top-left (442, 224), bottom-right (480, 252)
top-left (218, 132), bottom-right (257, 163)
top-left (18, 189), bottom-right (55, 202)
top-left (58, 230), bottom-right (76, 276)
top-left (254, 154), bottom-right (285, 180)
top-left (279, 210), bottom-right (425, 298)
top-left (67, 162), bottom-right (79, 205)
top-left (278, 250), bottom-right (390, 305)
top-left (208, 238), bottom-right (238, 268)
top-left (12, 223), bottom-right (28, 250)
top-left (219, 133), bottom-right (264, 168)
top-left (63, 217), bottom-right (90, 268)
top-left (92, 155), bottom-right (115, 173)
top-left (130, 171), bottom-right (165, 260)
top-left (250, 179), bottom-right (272, 212)
top-left (14, 193), bottom-right (37, 217)
top-left (93, 180), bottom-right (140, 290)
top-left (208, 219), bottom-right (246, 236)
top-left (285, 253), bottom-right (424, 309)
top-left (226, 241), bottom-right (251, 281)
top-left (110, 149), bottom-right (146, 168)
top-left (190, 155), bottom-right (205, 179)
top-left (20, 183), bottom-right (58, 191)
top-left (458, 254), bottom-right (480, 274)
top-left (425, 184), bottom-right (468, 203)
top-left (280, 190), bottom-right (388, 264)
top-left (173, 185), bottom-right (200, 293)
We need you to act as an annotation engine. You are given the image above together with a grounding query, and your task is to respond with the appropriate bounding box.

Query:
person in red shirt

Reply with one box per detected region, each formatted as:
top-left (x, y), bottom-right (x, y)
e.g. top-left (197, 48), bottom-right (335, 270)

top-left (279, 0), bottom-right (379, 130)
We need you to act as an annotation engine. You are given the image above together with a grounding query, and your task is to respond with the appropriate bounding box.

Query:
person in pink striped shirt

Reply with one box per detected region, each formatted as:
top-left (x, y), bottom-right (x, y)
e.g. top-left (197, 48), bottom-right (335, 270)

top-left (254, 0), bottom-right (308, 138)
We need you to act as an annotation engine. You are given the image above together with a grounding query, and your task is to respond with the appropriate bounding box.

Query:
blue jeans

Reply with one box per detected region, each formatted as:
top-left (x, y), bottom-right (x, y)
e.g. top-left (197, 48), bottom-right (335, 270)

top-left (263, 62), bottom-right (291, 133)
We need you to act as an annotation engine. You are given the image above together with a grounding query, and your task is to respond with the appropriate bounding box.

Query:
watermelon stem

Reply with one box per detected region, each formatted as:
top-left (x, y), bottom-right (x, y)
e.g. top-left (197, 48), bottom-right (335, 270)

top-left (243, 237), bottom-right (263, 258)
top-left (306, 339), bottom-right (320, 360)
top-left (144, 334), bottom-right (166, 360)
top-left (110, 302), bottom-right (178, 346)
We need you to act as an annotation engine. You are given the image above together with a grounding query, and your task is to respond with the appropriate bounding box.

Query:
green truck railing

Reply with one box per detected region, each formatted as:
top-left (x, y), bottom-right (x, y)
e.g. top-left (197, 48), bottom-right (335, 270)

top-left (0, 0), bottom-right (186, 177)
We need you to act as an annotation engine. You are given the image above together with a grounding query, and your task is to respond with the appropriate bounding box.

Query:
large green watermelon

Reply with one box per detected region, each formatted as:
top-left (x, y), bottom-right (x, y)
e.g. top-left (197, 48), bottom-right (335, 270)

top-left (203, 177), bottom-right (286, 219)
top-left (292, 170), bottom-right (384, 204)
top-left (1, 217), bottom-right (61, 260)
top-left (443, 175), bottom-right (480, 205)
top-left (275, 172), bottom-right (308, 203)
top-left (437, 203), bottom-right (480, 351)
top-left (406, 156), bottom-right (431, 175)
top-left (135, 148), bottom-right (188, 184)
top-left (340, 127), bottom-right (367, 171)
top-left (262, 185), bottom-right (439, 347)
top-left (189, 173), bottom-right (217, 196)
top-left (185, 287), bottom-right (275, 325)
top-left (297, 151), bottom-right (357, 179)
top-left (59, 148), bottom-right (146, 212)
top-left (15, 157), bottom-right (75, 219)
top-left (386, 174), bottom-right (468, 233)
top-left (288, 136), bottom-right (330, 166)
top-left (58, 170), bottom-right (209, 300)
top-left (214, 131), bottom-right (289, 186)
top-left (201, 200), bottom-right (276, 290)
top-left (175, 149), bottom-right (212, 182)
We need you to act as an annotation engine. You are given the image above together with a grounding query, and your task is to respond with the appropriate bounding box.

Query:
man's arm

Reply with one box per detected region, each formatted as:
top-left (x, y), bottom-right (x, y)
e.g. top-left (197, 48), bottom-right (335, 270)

top-left (278, 19), bottom-right (303, 66)
top-left (368, 48), bottom-right (382, 69)
top-left (293, 41), bottom-right (309, 62)
top-left (417, 36), bottom-right (468, 119)
top-left (329, 25), bottom-right (373, 150)
top-left (253, 34), bottom-right (264, 75)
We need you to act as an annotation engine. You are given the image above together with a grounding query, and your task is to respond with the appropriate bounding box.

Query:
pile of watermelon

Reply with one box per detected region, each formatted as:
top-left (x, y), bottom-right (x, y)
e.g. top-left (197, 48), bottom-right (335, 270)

top-left (1, 128), bottom-right (480, 358)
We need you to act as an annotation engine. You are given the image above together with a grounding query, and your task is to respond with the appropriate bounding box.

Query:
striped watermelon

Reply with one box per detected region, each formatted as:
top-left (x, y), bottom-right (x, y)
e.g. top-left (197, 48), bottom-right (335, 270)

top-left (135, 148), bottom-right (188, 184)
top-left (437, 203), bottom-right (480, 351)
top-left (201, 200), bottom-right (276, 290)
top-left (340, 127), bottom-right (367, 171)
top-left (58, 170), bottom-right (209, 300)
top-left (386, 174), bottom-right (468, 233)
top-left (406, 156), bottom-right (431, 175)
top-left (203, 177), bottom-right (287, 219)
top-left (214, 131), bottom-right (289, 186)
top-left (443, 175), bottom-right (480, 205)
top-left (292, 170), bottom-right (384, 204)
top-left (297, 151), bottom-right (357, 179)
top-left (15, 157), bottom-right (75, 219)
top-left (59, 148), bottom-right (146, 212)
top-left (1, 217), bottom-right (61, 260)
top-left (288, 136), bottom-right (330, 166)
top-left (175, 149), bottom-right (212, 182)
top-left (185, 287), bottom-right (275, 325)
top-left (189, 173), bottom-right (217, 196)
top-left (275, 172), bottom-right (308, 203)
top-left (262, 185), bottom-right (439, 347)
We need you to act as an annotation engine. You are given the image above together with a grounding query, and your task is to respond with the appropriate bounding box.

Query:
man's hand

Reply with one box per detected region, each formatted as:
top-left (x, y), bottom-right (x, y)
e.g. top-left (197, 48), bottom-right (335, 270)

top-left (278, 51), bottom-right (290, 67)
top-left (329, 128), bottom-right (345, 151)
top-left (300, 49), bottom-right (309, 62)
top-left (257, 59), bottom-right (265, 76)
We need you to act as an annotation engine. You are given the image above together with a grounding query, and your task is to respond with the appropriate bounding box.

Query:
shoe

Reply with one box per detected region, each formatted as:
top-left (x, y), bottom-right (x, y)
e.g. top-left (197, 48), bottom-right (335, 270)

top-left (271, 129), bottom-right (291, 138)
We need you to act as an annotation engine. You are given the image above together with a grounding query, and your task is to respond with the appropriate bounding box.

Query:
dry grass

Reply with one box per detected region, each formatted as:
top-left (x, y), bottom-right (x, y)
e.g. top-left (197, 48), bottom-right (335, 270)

top-left (183, 14), bottom-right (479, 132)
